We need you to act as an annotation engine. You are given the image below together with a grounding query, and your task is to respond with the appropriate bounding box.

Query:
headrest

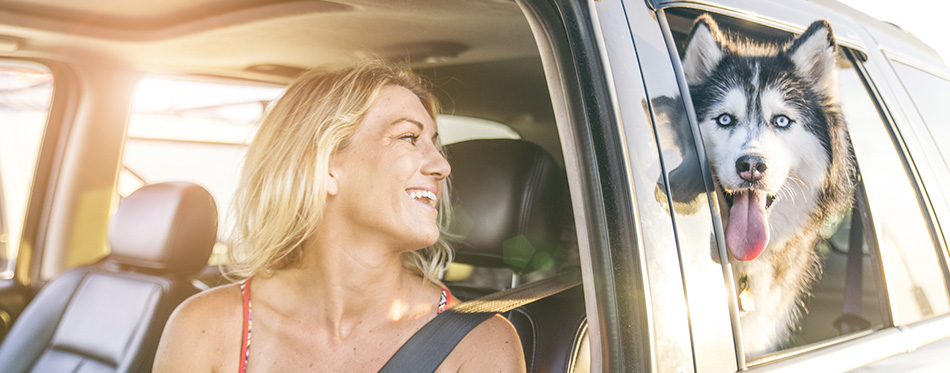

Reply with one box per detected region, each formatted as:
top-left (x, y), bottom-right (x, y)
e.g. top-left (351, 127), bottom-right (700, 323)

top-left (108, 182), bottom-right (217, 275)
top-left (445, 139), bottom-right (570, 273)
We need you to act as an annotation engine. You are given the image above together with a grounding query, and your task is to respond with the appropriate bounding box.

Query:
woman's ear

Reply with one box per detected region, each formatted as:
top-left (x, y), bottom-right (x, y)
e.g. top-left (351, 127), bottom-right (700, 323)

top-left (326, 172), bottom-right (339, 196)
top-left (326, 153), bottom-right (341, 196)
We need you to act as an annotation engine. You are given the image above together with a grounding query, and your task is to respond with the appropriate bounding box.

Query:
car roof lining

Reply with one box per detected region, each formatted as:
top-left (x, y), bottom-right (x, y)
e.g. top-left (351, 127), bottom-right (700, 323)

top-left (0, 0), bottom-right (538, 82)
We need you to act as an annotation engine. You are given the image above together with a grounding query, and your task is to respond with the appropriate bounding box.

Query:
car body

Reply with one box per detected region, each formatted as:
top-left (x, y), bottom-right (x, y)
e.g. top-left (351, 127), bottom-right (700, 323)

top-left (0, 0), bottom-right (948, 371)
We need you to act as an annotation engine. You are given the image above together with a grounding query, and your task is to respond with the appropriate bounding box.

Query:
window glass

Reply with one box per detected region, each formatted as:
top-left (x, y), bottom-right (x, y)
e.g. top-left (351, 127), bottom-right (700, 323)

top-left (889, 61), bottom-right (950, 168)
top-left (840, 59), bottom-right (950, 323)
top-left (123, 77), bottom-right (284, 265)
top-left (664, 9), bottom-right (886, 360)
top-left (123, 77), bottom-right (522, 266)
top-left (0, 62), bottom-right (52, 279)
top-left (888, 60), bottom-right (950, 219)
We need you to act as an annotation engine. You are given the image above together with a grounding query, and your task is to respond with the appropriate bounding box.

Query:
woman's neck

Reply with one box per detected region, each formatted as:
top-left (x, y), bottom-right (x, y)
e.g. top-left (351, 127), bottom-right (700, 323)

top-left (260, 235), bottom-right (434, 341)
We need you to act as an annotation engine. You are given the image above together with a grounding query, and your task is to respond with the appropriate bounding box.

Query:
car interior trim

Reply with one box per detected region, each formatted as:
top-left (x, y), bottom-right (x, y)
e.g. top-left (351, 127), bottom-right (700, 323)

top-left (15, 60), bottom-right (79, 288)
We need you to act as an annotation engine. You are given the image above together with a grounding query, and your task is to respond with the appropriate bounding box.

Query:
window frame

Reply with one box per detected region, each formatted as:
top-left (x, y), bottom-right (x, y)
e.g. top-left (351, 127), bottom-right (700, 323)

top-left (520, 0), bottom-right (654, 371)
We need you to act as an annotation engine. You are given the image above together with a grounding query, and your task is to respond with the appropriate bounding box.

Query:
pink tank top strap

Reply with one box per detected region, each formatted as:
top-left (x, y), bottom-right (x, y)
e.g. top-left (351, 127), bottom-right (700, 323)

top-left (438, 286), bottom-right (451, 314)
top-left (239, 276), bottom-right (253, 373)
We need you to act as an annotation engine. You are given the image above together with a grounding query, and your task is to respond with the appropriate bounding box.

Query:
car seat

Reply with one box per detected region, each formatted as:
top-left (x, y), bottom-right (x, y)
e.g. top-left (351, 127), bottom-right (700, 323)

top-left (0, 182), bottom-right (217, 373)
top-left (443, 139), bottom-right (588, 372)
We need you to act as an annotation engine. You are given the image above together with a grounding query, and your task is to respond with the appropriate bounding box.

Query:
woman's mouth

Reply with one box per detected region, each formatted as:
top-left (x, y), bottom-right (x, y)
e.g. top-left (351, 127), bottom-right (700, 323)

top-left (407, 189), bottom-right (437, 209)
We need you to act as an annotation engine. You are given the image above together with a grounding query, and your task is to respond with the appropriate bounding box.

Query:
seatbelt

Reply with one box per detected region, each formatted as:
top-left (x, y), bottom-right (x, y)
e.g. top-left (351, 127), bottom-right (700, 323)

top-left (834, 195), bottom-right (871, 334)
top-left (379, 269), bottom-right (582, 373)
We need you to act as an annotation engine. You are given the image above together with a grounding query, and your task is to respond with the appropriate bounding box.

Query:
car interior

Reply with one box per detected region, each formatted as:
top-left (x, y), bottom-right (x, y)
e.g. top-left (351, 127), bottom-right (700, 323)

top-left (0, 0), bottom-right (589, 371)
top-left (443, 138), bottom-right (585, 371)
top-left (0, 182), bottom-right (218, 371)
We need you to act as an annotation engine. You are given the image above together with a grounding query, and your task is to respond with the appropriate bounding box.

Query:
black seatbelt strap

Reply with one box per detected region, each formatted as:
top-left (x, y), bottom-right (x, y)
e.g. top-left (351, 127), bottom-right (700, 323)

top-left (835, 190), bottom-right (871, 334)
top-left (379, 270), bottom-right (581, 373)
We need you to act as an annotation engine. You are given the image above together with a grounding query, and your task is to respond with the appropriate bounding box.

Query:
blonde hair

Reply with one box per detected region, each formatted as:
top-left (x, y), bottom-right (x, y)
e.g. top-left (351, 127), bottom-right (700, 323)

top-left (227, 59), bottom-right (453, 281)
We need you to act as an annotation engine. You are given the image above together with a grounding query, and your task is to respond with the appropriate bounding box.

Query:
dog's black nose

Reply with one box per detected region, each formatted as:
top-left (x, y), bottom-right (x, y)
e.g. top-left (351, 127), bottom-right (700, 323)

top-left (736, 155), bottom-right (767, 182)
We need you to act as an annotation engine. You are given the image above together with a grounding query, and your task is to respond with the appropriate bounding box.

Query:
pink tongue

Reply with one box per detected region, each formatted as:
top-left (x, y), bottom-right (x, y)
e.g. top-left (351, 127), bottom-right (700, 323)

top-left (725, 191), bottom-right (770, 261)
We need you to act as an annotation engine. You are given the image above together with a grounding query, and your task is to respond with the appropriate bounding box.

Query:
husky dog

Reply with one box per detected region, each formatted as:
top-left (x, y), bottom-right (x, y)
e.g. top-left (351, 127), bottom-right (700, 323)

top-left (682, 15), bottom-right (854, 356)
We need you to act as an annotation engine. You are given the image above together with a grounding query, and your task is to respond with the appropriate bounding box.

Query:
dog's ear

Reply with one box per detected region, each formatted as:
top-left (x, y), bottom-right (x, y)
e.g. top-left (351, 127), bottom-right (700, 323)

top-left (785, 20), bottom-right (838, 95)
top-left (683, 14), bottom-right (725, 85)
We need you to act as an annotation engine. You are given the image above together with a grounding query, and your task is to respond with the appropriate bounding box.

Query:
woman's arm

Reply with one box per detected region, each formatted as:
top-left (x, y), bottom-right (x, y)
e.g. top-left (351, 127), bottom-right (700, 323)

top-left (440, 314), bottom-right (526, 373)
top-left (154, 285), bottom-right (241, 372)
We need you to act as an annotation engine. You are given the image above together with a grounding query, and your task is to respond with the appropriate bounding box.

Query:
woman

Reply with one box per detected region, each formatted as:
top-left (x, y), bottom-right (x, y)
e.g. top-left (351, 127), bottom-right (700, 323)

top-left (154, 60), bottom-right (525, 372)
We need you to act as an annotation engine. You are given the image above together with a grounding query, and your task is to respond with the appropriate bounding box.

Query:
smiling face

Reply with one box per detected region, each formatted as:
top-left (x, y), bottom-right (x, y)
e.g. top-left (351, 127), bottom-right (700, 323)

top-left (326, 85), bottom-right (450, 251)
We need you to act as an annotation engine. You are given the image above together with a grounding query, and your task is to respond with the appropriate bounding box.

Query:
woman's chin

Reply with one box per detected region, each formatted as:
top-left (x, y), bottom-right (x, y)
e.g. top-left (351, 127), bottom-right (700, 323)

top-left (404, 228), bottom-right (441, 250)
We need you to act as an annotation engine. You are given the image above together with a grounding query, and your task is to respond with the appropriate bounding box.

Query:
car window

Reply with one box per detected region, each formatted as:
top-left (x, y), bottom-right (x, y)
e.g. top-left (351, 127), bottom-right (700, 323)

top-left (888, 61), bottom-right (950, 166)
top-left (121, 77), bottom-right (284, 264)
top-left (840, 56), bottom-right (950, 324)
top-left (0, 62), bottom-right (52, 279)
top-left (888, 60), bottom-right (950, 201)
top-left (662, 9), bottom-right (890, 362)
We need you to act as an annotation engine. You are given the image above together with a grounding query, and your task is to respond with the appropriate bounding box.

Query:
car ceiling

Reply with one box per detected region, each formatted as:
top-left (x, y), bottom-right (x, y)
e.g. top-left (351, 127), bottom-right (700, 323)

top-left (0, 0), bottom-right (561, 162)
top-left (0, 0), bottom-right (539, 81)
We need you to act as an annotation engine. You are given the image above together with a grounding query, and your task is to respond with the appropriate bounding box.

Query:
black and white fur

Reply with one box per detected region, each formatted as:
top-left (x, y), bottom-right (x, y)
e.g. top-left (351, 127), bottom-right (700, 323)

top-left (682, 14), bottom-right (854, 356)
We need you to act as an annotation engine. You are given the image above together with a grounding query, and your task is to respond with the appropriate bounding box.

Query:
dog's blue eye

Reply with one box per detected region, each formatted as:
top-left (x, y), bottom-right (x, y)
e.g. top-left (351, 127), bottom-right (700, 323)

top-left (772, 115), bottom-right (792, 128)
top-left (715, 114), bottom-right (735, 127)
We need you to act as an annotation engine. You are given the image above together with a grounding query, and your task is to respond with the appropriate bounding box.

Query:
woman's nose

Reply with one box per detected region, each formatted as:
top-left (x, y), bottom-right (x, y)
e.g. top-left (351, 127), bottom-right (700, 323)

top-left (423, 145), bottom-right (451, 179)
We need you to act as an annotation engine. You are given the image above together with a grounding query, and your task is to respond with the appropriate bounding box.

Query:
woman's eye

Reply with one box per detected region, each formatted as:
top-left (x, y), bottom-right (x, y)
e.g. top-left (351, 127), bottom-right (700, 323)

top-left (772, 115), bottom-right (792, 128)
top-left (400, 134), bottom-right (419, 145)
top-left (715, 114), bottom-right (735, 127)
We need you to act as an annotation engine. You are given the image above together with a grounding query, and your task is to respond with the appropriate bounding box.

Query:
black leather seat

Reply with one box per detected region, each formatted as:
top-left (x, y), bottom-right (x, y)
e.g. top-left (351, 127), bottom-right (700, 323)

top-left (0, 182), bottom-right (217, 373)
top-left (444, 139), bottom-right (588, 373)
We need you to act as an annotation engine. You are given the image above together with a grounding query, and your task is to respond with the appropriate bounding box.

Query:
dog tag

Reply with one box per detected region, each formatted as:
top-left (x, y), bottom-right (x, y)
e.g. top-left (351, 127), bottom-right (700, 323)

top-left (739, 287), bottom-right (755, 312)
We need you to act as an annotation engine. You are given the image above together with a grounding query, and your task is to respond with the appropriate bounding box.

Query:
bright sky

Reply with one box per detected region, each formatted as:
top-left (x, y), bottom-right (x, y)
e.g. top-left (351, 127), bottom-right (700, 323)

top-left (836, 0), bottom-right (949, 64)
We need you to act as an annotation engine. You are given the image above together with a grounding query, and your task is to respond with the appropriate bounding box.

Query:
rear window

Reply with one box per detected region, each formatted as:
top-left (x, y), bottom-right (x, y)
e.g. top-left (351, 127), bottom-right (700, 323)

top-left (0, 62), bottom-right (52, 279)
top-left (121, 77), bottom-right (283, 264)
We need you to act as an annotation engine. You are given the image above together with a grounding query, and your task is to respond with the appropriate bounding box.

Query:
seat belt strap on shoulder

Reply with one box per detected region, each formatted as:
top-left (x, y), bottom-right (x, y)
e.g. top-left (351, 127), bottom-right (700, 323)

top-left (378, 309), bottom-right (495, 373)
top-left (379, 269), bottom-right (581, 373)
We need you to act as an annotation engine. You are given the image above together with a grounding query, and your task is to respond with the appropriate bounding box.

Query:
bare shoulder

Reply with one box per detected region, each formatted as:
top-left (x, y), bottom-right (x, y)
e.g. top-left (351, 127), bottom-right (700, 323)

top-left (440, 314), bottom-right (526, 373)
top-left (153, 283), bottom-right (244, 372)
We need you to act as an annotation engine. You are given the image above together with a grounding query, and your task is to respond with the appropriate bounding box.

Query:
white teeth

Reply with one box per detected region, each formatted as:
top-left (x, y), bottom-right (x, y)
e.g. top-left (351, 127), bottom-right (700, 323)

top-left (408, 190), bottom-right (437, 206)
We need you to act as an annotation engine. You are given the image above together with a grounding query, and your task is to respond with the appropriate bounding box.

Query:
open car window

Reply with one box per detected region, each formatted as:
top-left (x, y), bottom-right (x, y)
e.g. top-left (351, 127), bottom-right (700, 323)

top-left (659, 8), bottom-right (950, 363)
